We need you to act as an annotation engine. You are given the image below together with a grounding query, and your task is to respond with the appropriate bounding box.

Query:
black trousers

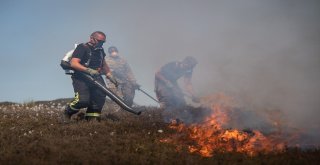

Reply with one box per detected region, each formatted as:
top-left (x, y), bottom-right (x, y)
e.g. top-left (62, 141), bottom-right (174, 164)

top-left (68, 75), bottom-right (107, 117)
top-left (154, 79), bottom-right (186, 109)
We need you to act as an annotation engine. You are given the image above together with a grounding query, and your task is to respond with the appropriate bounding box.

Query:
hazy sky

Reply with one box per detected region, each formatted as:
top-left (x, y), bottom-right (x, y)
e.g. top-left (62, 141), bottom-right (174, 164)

top-left (1, 0), bottom-right (320, 128)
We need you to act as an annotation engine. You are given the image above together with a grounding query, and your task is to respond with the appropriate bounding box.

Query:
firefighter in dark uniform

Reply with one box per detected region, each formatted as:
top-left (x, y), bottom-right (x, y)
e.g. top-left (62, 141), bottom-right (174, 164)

top-left (64, 31), bottom-right (113, 121)
top-left (155, 56), bottom-right (198, 110)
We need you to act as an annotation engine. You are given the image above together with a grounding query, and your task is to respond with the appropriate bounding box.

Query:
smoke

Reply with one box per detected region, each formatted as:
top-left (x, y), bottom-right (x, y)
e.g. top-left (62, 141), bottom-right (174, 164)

top-left (190, 1), bottom-right (320, 133)
top-left (97, 1), bottom-right (319, 125)
top-left (107, 0), bottom-right (320, 146)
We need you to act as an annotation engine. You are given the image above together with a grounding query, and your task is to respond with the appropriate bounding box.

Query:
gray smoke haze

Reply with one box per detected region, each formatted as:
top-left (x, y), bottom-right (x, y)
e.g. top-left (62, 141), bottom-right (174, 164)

top-left (110, 0), bottom-right (320, 131)
top-left (77, 1), bottom-right (320, 133)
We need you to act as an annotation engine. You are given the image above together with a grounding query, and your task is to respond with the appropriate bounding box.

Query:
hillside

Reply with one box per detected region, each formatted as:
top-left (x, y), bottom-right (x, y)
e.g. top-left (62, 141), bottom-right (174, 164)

top-left (0, 99), bottom-right (319, 165)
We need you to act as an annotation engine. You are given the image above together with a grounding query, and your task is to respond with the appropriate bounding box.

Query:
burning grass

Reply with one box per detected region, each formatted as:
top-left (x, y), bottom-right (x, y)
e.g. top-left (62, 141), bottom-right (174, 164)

top-left (0, 98), bottom-right (319, 164)
top-left (160, 93), bottom-right (318, 158)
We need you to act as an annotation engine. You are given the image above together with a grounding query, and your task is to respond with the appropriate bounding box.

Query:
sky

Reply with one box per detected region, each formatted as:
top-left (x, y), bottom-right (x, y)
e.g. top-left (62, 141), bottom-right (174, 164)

top-left (0, 0), bottom-right (320, 128)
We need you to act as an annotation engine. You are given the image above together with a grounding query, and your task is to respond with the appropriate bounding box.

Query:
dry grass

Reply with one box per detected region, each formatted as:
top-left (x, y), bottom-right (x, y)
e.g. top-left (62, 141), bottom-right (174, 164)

top-left (0, 99), bottom-right (319, 165)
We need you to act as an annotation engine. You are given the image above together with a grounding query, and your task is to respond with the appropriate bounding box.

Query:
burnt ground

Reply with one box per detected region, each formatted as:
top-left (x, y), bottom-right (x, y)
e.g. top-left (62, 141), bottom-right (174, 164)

top-left (0, 99), bottom-right (319, 165)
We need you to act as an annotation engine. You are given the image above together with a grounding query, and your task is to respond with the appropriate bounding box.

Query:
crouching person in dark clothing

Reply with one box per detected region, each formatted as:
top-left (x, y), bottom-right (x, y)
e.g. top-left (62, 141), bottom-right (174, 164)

top-left (64, 31), bottom-right (113, 121)
top-left (155, 56), bottom-right (198, 122)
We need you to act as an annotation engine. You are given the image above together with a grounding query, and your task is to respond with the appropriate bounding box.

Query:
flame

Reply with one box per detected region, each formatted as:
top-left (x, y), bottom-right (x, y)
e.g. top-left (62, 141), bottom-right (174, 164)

top-left (161, 93), bottom-right (289, 157)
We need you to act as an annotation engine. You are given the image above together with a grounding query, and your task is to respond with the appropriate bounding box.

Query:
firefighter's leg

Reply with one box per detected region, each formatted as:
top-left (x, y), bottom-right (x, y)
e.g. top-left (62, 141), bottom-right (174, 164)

top-left (157, 89), bottom-right (179, 110)
top-left (65, 77), bottom-right (90, 118)
top-left (106, 80), bottom-right (120, 95)
top-left (85, 76), bottom-right (107, 121)
top-left (157, 91), bottom-right (179, 123)
top-left (156, 81), bottom-right (186, 122)
top-left (155, 81), bottom-right (174, 109)
top-left (160, 92), bottom-right (186, 123)
top-left (106, 80), bottom-right (122, 112)
top-left (122, 83), bottom-right (135, 107)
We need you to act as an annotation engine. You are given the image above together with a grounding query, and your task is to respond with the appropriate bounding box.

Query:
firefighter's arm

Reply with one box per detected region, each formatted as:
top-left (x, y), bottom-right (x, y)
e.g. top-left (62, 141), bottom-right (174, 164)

top-left (71, 58), bottom-right (100, 76)
top-left (155, 70), bottom-right (173, 88)
top-left (70, 58), bottom-right (87, 72)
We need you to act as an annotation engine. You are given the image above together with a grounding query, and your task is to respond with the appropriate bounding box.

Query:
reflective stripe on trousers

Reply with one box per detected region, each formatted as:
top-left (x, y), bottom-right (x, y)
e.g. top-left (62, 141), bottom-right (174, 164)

top-left (69, 92), bottom-right (80, 111)
top-left (85, 113), bottom-right (101, 117)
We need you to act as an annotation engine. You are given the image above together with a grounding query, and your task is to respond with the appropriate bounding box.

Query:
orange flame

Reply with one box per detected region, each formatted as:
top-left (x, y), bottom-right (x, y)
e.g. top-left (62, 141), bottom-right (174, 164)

top-left (161, 93), bottom-right (288, 157)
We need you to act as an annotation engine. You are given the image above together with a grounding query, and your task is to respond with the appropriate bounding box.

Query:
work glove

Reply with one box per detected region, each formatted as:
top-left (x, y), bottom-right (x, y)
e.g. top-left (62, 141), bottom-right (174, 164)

top-left (85, 68), bottom-right (100, 77)
top-left (107, 75), bottom-right (119, 87)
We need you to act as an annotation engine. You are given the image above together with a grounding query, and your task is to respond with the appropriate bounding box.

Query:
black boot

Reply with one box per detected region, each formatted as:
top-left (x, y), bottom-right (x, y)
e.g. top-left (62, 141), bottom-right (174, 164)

top-left (64, 105), bottom-right (79, 119)
top-left (85, 112), bottom-right (101, 122)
